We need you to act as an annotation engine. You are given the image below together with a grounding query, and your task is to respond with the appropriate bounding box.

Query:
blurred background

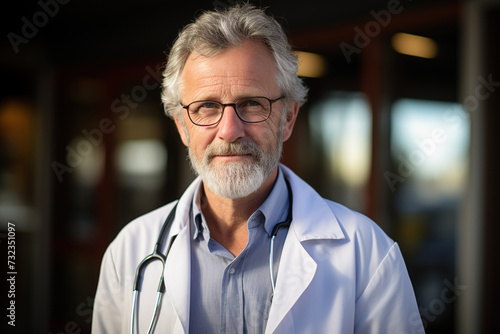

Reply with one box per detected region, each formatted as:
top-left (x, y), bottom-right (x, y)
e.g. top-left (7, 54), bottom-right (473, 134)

top-left (1, 0), bottom-right (499, 333)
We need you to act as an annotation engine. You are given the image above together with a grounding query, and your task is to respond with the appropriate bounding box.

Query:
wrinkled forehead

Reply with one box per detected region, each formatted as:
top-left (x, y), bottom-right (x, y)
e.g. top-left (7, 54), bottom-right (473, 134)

top-left (181, 41), bottom-right (280, 100)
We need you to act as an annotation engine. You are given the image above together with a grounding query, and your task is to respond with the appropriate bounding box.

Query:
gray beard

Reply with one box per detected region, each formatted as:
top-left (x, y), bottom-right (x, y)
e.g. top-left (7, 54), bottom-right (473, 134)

top-left (188, 138), bottom-right (282, 199)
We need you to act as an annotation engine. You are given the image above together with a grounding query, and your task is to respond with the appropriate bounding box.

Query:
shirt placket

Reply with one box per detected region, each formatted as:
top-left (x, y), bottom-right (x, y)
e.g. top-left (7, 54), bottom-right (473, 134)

top-left (221, 252), bottom-right (245, 333)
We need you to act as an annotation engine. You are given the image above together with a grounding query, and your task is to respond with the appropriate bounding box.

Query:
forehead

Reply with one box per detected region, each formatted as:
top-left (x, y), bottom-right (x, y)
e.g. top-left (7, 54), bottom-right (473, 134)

top-left (181, 40), bottom-right (279, 100)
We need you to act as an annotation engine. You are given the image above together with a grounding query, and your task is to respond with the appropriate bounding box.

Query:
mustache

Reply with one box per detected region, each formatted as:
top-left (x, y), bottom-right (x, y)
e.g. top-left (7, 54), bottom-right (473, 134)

top-left (204, 140), bottom-right (263, 162)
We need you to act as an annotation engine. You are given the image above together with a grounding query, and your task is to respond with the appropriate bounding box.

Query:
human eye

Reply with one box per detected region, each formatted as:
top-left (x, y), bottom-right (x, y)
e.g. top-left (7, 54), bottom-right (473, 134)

top-left (238, 98), bottom-right (265, 111)
top-left (191, 101), bottom-right (220, 114)
top-left (200, 102), bottom-right (218, 109)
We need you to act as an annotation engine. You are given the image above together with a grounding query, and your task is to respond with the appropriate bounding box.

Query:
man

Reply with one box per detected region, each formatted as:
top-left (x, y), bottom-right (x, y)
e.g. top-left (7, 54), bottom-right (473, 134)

top-left (93, 4), bottom-right (424, 333)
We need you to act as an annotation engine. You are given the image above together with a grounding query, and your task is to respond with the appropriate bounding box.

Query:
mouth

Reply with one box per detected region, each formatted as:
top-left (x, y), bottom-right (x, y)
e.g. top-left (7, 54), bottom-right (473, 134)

top-left (212, 154), bottom-right (253, 160)
top-left (205, 140), bottom-right (261, 164)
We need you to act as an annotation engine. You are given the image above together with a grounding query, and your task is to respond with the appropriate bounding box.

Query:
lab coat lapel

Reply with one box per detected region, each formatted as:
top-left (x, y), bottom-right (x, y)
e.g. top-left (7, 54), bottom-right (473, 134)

top-left (162, 178), bottom-right (200, 334)
top-left (163, 225), bottom-right (191, 333)
top-left (265, 165), bottom-right (345, 333)
top-left (265, 230), bottom-right (317, 334)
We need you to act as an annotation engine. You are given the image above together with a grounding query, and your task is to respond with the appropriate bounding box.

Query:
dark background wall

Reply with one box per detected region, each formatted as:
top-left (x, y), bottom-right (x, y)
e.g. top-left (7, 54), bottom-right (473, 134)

top-left (1, 0), bottom-right (498, 333)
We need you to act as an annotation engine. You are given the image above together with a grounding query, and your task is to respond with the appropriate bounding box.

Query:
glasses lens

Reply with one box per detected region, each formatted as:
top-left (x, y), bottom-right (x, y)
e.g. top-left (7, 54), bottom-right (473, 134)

top-left (236, 97), bottom-right (271, 122)
top-left (188, 101), bottom-right (223, 125)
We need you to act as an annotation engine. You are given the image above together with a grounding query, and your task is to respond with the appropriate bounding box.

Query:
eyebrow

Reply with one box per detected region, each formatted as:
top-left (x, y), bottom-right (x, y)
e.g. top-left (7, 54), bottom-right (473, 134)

top-left (188, 95), bottom-right (269, 103)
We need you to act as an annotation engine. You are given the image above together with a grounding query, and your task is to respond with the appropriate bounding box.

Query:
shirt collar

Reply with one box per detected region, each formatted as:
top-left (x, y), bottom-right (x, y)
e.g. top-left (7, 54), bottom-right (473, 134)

top-left (192, 186), bottom-right (205, 240)
top-left (191, 167), bottom-right (290, 239)
top-left (256, 167), bottom-right (289, 236)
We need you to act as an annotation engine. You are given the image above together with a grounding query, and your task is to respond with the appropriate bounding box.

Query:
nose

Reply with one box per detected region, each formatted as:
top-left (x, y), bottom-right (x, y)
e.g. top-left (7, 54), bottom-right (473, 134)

top-left (217, 105), bottom-right (245, 143)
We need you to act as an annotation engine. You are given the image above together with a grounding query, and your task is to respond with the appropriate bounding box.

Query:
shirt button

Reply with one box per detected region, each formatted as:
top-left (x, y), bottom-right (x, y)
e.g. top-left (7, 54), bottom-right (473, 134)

top-left (228, 268), bottom-right (236, 275)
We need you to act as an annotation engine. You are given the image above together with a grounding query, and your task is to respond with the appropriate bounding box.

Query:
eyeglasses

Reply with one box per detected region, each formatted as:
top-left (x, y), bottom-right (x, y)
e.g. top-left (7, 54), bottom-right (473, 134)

top-left (180, 96), bottom-right (285, 126)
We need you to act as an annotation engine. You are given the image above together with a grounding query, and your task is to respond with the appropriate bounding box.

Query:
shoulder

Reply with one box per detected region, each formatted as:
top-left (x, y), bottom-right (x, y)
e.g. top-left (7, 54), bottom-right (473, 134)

top-left (323, 199), bottom-right (396, 268)
top-left (282, 164), bottom-right (393, 250)
top-left (326, 200), bottom-right (393, 247)
top-left (104, 202), bottom-right (178, 272)
top-left (109, 176), bottom-right (200, 252)
top-left (323, 199), bottom-right (404, 293)
top-left (113, 202), bottom-right (177, 245)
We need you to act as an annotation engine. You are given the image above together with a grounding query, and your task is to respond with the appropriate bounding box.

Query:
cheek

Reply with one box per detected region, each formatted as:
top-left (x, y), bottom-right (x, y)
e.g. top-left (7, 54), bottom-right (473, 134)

top-left (265, 114), bottom-right (285, 141)
top-left (248, 125), bottom-right (281, 150)
top-left (189, 129), bottom-right (213, 154)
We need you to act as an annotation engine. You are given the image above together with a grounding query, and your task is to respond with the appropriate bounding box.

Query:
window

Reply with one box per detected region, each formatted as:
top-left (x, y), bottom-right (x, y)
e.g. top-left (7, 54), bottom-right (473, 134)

top-left (308, 91), bottom-right (372, 211)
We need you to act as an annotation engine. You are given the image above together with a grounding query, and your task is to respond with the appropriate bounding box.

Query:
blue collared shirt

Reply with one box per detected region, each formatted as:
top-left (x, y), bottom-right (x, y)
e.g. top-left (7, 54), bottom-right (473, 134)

top-left (189, 168), bottom-right (290, 334)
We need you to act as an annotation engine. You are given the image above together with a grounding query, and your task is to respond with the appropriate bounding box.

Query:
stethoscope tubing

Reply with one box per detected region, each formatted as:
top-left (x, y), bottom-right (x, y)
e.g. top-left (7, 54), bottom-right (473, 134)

top-left (131, 177), bottom-right (292, 333)
top-left (130, 204), bottom-right (178, 334)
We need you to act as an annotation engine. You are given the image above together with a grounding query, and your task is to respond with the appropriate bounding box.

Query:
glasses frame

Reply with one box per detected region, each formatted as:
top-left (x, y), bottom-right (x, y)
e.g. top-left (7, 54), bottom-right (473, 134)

top-left (180, 96), bottom-right (285, 126)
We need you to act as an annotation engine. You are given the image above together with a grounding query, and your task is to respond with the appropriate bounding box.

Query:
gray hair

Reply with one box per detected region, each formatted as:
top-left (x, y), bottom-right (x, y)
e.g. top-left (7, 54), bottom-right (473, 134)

top-left (161, 3), bottom-right (308, 119)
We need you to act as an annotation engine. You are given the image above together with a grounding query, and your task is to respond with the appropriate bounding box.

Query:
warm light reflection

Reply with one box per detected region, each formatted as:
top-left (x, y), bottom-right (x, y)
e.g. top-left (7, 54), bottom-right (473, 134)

top-left (309, 92), bottom-right (372, 187)
top-left (0, 99), bottom-right (36, 226)
top-left (392, 33), bottom-right (438, 59)
top-left (70, 136), bottom-right (105, 186)
top-left (116, 139), bottom-right (168, 176)
top-left (391, 99), bottom-right (469, 194)
top-left (295, 51), bottom-right (328, 78)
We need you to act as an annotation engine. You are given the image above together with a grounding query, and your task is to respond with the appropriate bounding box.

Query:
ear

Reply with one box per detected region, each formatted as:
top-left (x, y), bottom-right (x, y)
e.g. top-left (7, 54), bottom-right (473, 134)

top-left (282, 100), bottom-right (299, 142)
top-left (174, 115), bottom-right (189, 147)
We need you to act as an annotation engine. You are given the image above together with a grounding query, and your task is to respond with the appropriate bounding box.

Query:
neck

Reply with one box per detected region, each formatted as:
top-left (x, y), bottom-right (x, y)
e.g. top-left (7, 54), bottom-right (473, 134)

top-left (200, 167), bottom-right (278, 256)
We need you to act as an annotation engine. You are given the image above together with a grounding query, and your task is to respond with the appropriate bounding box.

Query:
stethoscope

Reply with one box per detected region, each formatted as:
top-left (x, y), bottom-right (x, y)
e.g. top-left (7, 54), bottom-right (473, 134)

top-left (130, 178), bottom-right (293, 334)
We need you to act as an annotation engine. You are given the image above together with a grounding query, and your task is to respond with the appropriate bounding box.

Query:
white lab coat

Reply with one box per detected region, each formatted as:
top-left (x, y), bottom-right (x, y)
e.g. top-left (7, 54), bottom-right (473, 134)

top-left (92, 164), bottom-right (424, 333)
